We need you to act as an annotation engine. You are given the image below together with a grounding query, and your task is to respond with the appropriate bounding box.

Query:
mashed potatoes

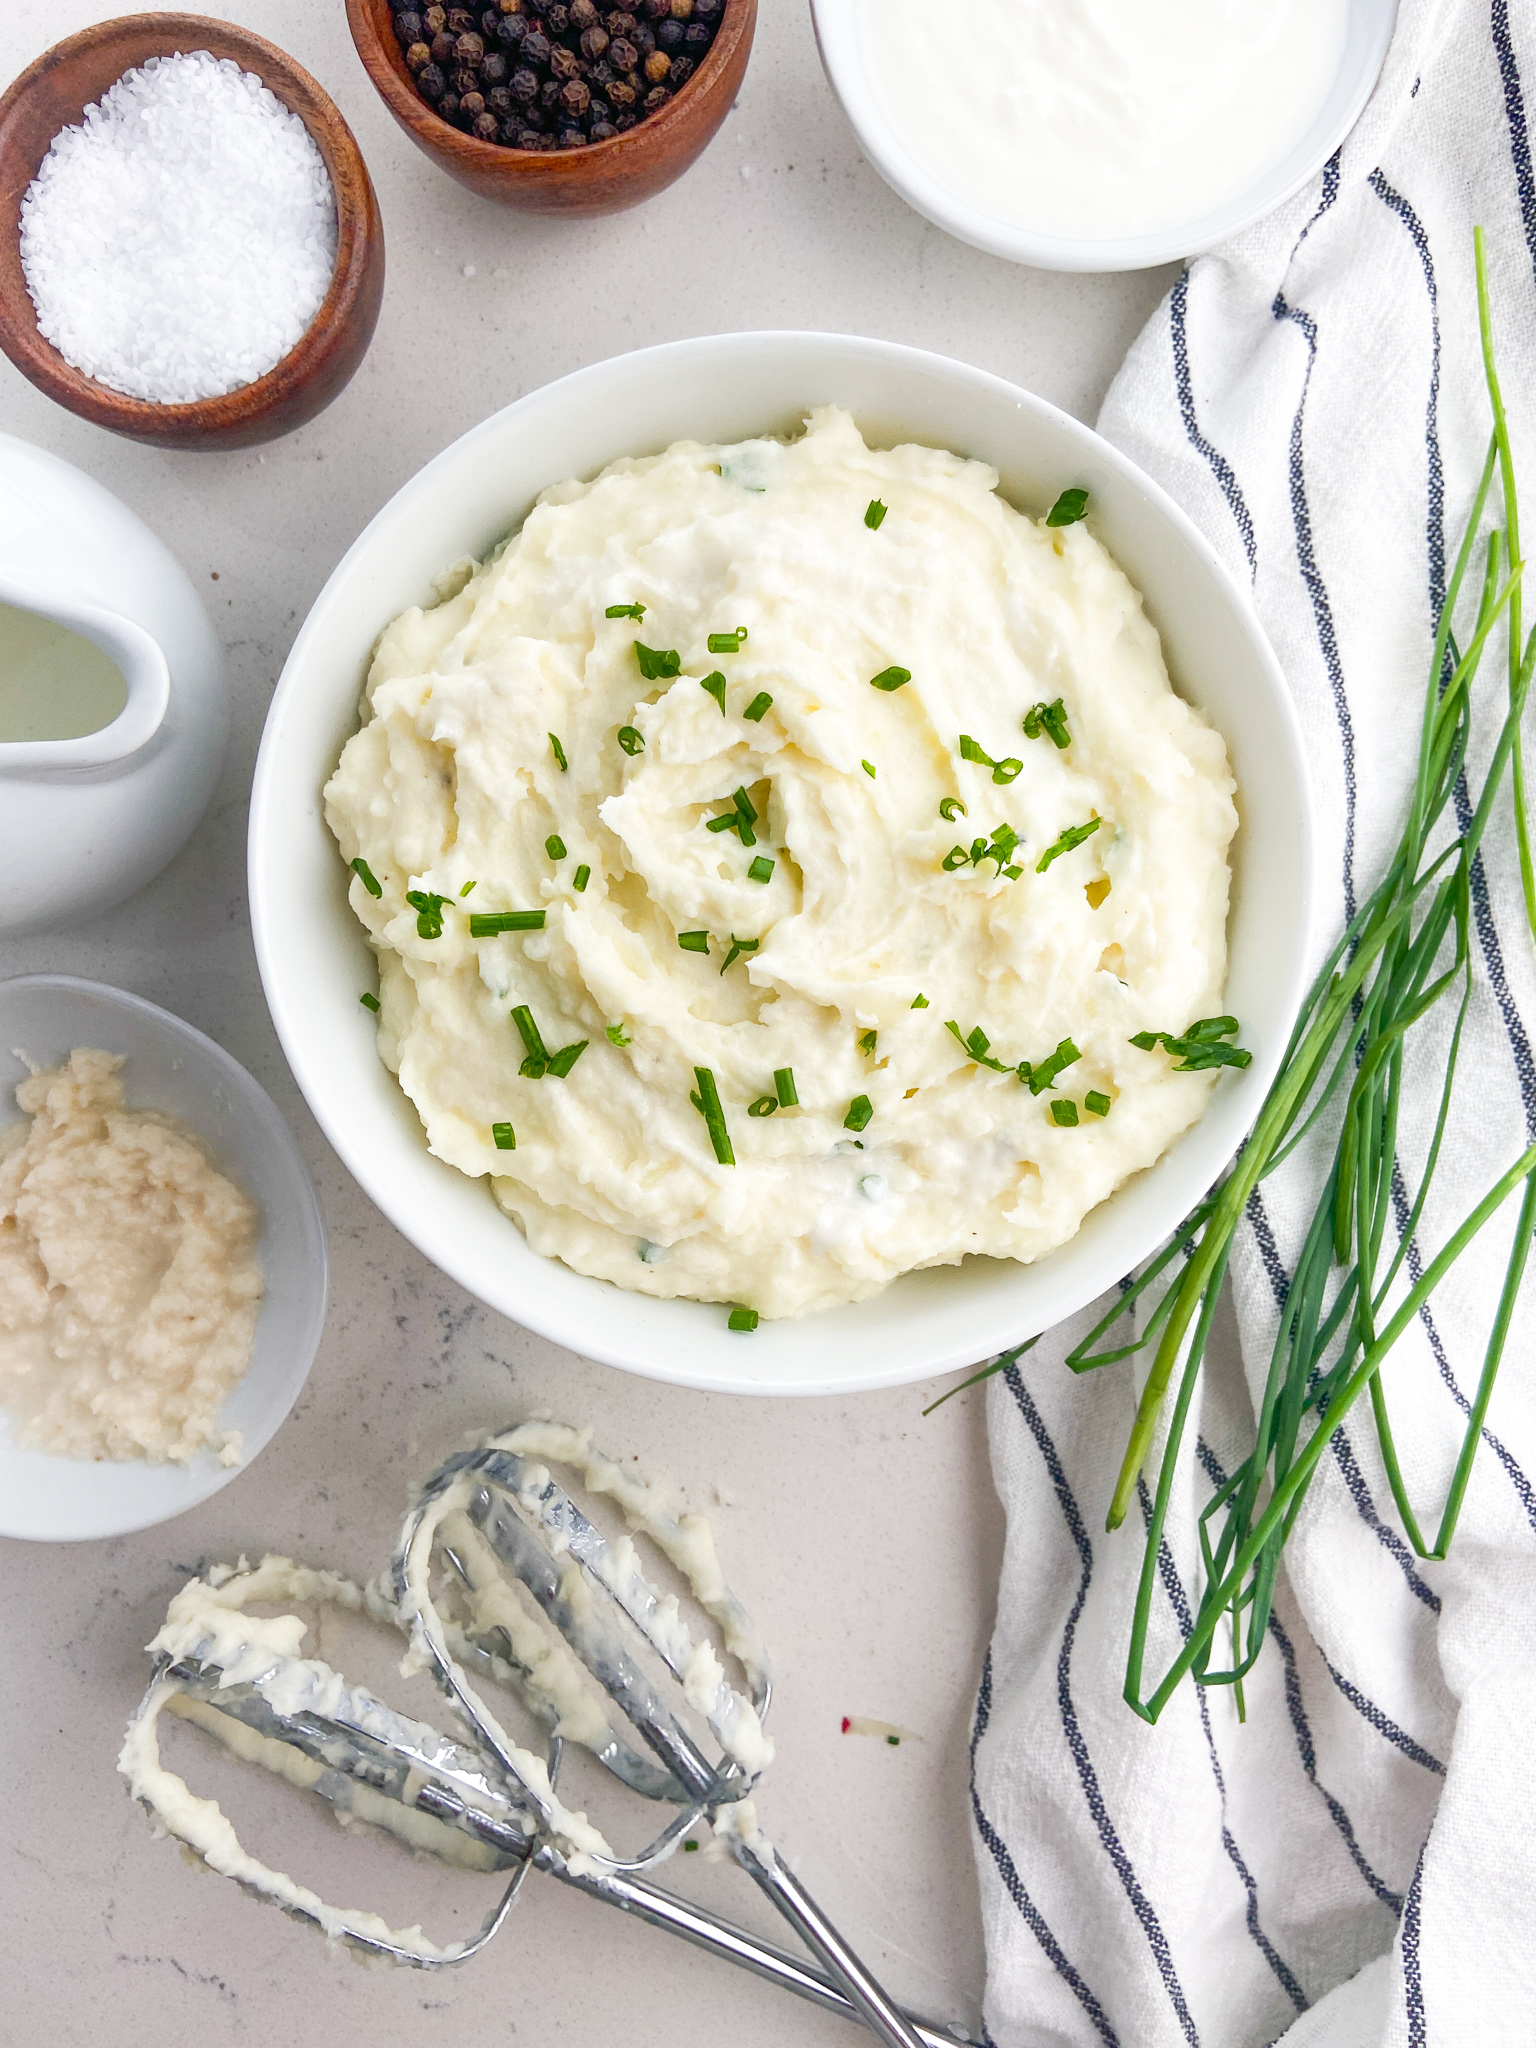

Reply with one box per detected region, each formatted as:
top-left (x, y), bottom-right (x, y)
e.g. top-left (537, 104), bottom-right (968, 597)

top-left (326, 409), bottom-right (1236, 1320)
top-left (0, 1049), bottom-right (263, 1461)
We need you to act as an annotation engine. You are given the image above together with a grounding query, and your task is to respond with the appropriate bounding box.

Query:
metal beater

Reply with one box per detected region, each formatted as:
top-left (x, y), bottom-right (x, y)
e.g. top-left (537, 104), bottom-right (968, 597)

top-left (121, 1424), bottom-right (973, 2048)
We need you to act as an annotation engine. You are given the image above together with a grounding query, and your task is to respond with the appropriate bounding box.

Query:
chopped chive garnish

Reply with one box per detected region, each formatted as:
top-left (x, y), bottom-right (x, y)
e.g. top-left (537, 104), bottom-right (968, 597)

top-left (720, 935), bottom-right (760, 974)
top-left (1046, 487), bottom-right (1089, 527)
top-left (886, 1733), bottom-right (900, 1746)
top-left (706, 813), bottom-right (737, 833)
top-left (405, 890), bottom-right (447, 938)
top-left (350, 856), bottom-right (383, 897)
top-left (858, 1029), bottom-right (878, 1056)
top-left (708, 628), bottom-right (747, 653)
top-left (1023, 697), bottom-right (1072, 749)
top-left (862, 760), bottom-right (876, 779)
top-left (728, 1307), bottom-right (759, 1332)
top-left (869, 666), bottom-right (911, 692)
top-left (864, 498), bottom-right (887, 529)
top-left (942, 845), bottom-right (972, 871)
top-left (1004, 864), bottom-right (1023, 879)
top-left (939, 797), bottom-right (967, 822)
top-left (549, 732), bottom-right (569, 771)
top-left (1036, 817), bottom-right (1101, 873)
top-left (957, 734), bottom-right (1022, 785)
top-left (606, 601), bottom-right (646, 619)
top-left (683, 1839), bottom-right (699, 1852)
top-left (945, 1020), bottom-right (1009, 1072)
top-left (1050, 1098), bottom-right (1080, 1127)
top-left (360, 992), bottom-right (380, 1012)
top-left (911, 994), bottom-right (928, 1009)
top-left (460, 879), bottom-right (477, 896)
top-left (547, 1039), bottom-right (588, 1078)
top-left (1019, 1037), bottom-right (1081, 1095)
top-left (774, 1067), bottom-right (798, 1107)
top-left (617, 726), bottom-right (645, 755)
top-left (692, 1065), bottom-right (735, 1165)
top-left (1130, 1018), bottom-right (1251, 1071)
top-left (944, 824), bottom-right (1020, 877)
top-left (545, 834), bottom-right (567, 860)
top-left (606, 1022), bottom-right (631, 1046)
top-left (1085, 1090), bottom-right (1111, 1117)
top-left (470, 910), bottom-right (546, 935)
top-left (492, 1121), bottom-right (516, 1150)
top-left (748, 854), bottom-right (774, 883)
top-left (744, 691), bottom-right (773, 722)
top-left (678, 930), bottom-right (710, 954)
top-left (574, 864), bottom-right (591, 892)
top-left (733, 786), bottom-right (758, 823)
top-left (701, 671), bottom-right (728, 713)
top-left (748, 1094), bottom-right (778, 1117)
top-left (634, 641), bottom-right (681, 680)
top-left (844, 1094), bottom-right (873, 1132)
top-left (512, 1004), bottom-right (549, 1077)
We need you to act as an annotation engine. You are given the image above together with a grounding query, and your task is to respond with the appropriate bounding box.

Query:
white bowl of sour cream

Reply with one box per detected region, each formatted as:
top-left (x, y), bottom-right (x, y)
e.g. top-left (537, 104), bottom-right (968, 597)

top-left (249, 332), bottom-right (1312, 1395)
top-left (811, 0), bottom-right (1397, 272)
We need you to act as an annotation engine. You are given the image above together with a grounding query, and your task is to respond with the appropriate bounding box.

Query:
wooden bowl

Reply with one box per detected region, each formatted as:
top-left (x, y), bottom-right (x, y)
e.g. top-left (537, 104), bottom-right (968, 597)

top-left (0, 15), bottom-right (386, 451)
top-left (347, 0), bottom-right (756, 215)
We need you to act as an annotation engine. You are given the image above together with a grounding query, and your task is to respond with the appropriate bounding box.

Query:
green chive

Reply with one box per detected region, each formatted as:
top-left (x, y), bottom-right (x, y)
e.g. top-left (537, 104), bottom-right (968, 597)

top-left (1046, 487), bottom-right (1089, 527)
top-left (606, 601), bottom-right (645, 619)
top-left (743, 691), bottom-right (773, 722)
top-left (748, 854), bottom-right (774, 883)
top-left (1021, 1038), bottom-right (1081, 1095)
top-left (1085, 1090), bottom-right (1111, 1117)
top-left (701, 672), bottom-right (728, 713)
top-left (939, 797), bottom-right (967, 822)
top-left (858, 1029), bottom-right (878, 1056)
top-left (470, 910), bottom-right (546, 935)
top-left (733, 786), bottom-right (758, 823)
top-left (748, 1095), bottom-right (778, 1117)
top-left (1004, 864), bottom-right (1023, 879)
top-left (606, 1022), bottom-right (631, 1046)
top-left (350, 856), bottom-right (383, 897)
top-left (945, 1020), bottom-right (1007, 1072)
top-left (844, 1095), bottom-right (873, 1132)
top-left (869, 666), bottom-right (910, 692)
top-left (1132, 1021), bottom-right (1252, 1072)
top-left (360, 992), bottom-right (380, 1012)
top-left (547, 1039), bottom-right (588, 1078)
top-left (886, 1734), bottom-right (900, 1746)
top-left (708, 628), bottom-right (747, 653)
top-left (405, 890), bottom-right (447, 938)
top-left (864, 499), bottom-right (887, 529)
top-left (721, 935), bottom-right (760, 974)
top-left (959, 734), bottom-right (989, 766)
top-left (911, 994), bottom-right (928, 1009)
top-left (992, 756), bottom-right (1023, 784)
top-left (1036, 817), bottom-right (1101, 873)
top-left (679, 930), bottom-right (710, 954)
top-left (545, 834), bottom-right (567, 860)
top-left (706, 813), bottom-right (738, 834)
top-left (460, 879), bottom-right (477, 896)
top-left (1050, 1098), bottom-right (1080, 1127)
top-left (693, 1066), bottom-right (734, 1165)
top-left (728, 1307), bottom-right (759, 1331)
top-left (512, 1005), bottom-right (549, 1077)
top-left (1023, 697), bottom-right (1072, 748)
top-left (1130, 1030), bottom-right (1161, 1051)
top-left (492, 1121), bottom-right (516, 1150)
top-left (635, 641), bottom-right (681, 680)
top-left (549, 733), bottom-right (569, 771)
top-left (683, 1839), bottom-right (699, 1852)
top-left (942, 846), bottom-right (972, 871)
top-left (617, 726), bottom-right (645, 755)
top-left (774, 1067), bottom-right (798, 1107)
top-left (862, 760), bottom-right (876, 779)
top-left (574, 864), bottom-right (591, 892)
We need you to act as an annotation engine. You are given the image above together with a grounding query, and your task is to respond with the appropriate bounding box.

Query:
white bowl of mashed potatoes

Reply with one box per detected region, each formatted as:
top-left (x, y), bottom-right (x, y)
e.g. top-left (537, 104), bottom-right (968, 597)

top-left (250, 333), bottom-right (1311, 1395)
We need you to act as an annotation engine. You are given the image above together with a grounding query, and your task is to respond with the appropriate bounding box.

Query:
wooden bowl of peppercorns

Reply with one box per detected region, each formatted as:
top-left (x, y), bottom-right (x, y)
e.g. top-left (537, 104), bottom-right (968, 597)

top-left (346, 0), bottom-right (754, 213)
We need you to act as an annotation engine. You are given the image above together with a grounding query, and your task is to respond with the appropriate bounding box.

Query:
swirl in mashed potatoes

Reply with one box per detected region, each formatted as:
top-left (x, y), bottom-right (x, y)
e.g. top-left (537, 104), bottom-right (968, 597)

top-left (324, 408), bottom-right (1237, 1320)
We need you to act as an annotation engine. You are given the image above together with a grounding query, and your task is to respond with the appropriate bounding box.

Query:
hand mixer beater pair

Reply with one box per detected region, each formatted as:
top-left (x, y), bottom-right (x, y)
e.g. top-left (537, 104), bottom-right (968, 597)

top-left (121, 1423), bottom-right (973, 2048)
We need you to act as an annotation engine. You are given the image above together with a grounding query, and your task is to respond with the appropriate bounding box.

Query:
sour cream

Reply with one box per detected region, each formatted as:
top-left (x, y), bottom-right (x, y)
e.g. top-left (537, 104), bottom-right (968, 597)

top-left (860, 0), bottom-right (1350, 246)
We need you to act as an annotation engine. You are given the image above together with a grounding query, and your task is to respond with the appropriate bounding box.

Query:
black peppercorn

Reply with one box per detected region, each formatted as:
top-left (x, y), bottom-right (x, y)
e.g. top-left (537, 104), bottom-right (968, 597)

top-left (455, 30), bottom-right (485, 60)
top-left (510, 63), bottom-right (539, 98)
top-left (643, 48), bottom-right (671, 80)
top-left (480, 48), bottom-right (507, 79)
top-left (609, 35), bottom-right (637, 68)
top-left (590, 58), bottom-right (615, 84)
top-left (445, 7), bottom-right (475, 29)
top-left (606, 9), bottom-right (637, 31)
top-left (558, 125), bottom-right (585, 146)
top-left (613, 107), bottom-right (638, 127)
top-left (423, 3), bottom-right (447, 29)
top-left (643, 82), bottom-right (670, 110)
top-left (522, 28), bottom-right (551, 62)
top-left (570, 0), bottom-right (601, 24)
top-left (550, 42), bottom-right (580, 78)
top-left (497, 13), bottom-right (527, 42)
top-left (395, 9), bottom-right (425, 42)
top-left (587, 93), bottom-right (612, 120)
top-left (683, 19), bottom-right (709, 48)
top-left (657, 18), bottom-right (683, 48)
top-left (547, 3), bottom-right (570, 31)
top-left (633, 25), bottom-right (656, 54)
top-left (473, 109), bottom-right (500, 138)
top-left (669, 53), bottom-right (692, 83)
top-left (560, 77), bottom-right (591, 114)
top-left (488, 82), bottom-right (513, 110)
top-left (694, 0), bottom-right (721, 17)
top-left (540, 76), bottom-right (562, 108)
top-left (454, 65), bottom-right (479, 92)
top-left (417, 60), bottom-right (447, 96)
top-left (430, 30), bottom-right (455, 62)
top-left (440, 89), bottom-right (462, 115)
top-left (580, 25), bottom-right (609, 58)
top-left (642, 0), bottom-right (668, 17)
top-left (589, 119), bottom-right (616, 139)
top-left (461, 87), bottom-right (487, 114)
top-left (405, 39), bottom-right (432, 70)
top-left (608, 74), bottom-right (636, 104)
top-left (481, 6), bottom-right (500, 31)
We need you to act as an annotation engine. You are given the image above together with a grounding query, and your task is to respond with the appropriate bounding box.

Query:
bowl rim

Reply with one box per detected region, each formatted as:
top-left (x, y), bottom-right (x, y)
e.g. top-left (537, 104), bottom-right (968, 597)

top-left (250, 328), bottom-right (1314, 1396)
top-left (809, 0), bottom-right (1399, 273)
top-left (0, 971), bottom-right (330, 1541)
top-left (346, 0), bottom-right (754, 177)
top-left (0, 11), bottom-right (380, 433)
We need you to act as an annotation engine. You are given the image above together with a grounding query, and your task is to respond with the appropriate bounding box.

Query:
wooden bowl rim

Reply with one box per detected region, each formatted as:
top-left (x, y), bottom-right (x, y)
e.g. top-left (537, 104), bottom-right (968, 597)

top-left (0, 13), bottom-right (379, 431)
top-left (348, 0), bottom-right (752, 181)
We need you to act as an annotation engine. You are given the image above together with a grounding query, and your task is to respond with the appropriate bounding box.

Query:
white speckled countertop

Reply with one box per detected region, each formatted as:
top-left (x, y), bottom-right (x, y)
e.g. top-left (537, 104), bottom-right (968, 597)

top-left (0, 6), bottom-right (1175, 2042)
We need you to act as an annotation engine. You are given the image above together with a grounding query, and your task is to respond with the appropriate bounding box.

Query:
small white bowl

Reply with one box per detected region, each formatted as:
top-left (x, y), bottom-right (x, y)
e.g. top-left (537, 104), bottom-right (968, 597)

top-left (249, 332), bottom-right (1312, 1397)
top-left (0, 976), bottom-right (328, 1540)
top-left (810, 0), bottom-right (1397, 272)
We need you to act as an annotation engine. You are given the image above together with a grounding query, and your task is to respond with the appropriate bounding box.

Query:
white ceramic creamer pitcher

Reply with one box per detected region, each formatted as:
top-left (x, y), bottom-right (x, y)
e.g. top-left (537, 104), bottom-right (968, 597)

top-left (0, 434), bottom-right (226, 937)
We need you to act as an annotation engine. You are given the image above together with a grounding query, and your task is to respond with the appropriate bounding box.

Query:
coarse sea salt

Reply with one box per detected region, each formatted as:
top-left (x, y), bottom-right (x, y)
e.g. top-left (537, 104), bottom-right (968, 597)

top-left (19, 51), bottom-right (338, 405)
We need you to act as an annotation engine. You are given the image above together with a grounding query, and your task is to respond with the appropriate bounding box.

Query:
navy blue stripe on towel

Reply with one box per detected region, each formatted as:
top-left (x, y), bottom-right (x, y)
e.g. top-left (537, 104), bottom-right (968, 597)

top-left (1169, 269), bottom-right (1258, 578)
top-left (1004, 1363), bottom-right (1203, 2047)
top-left (1401, 1833), bottom-right (1430, 2046)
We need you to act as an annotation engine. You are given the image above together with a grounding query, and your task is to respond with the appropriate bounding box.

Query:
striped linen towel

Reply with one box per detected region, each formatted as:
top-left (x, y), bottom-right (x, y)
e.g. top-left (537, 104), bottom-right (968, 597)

top-left (971, 5), bottom-right (1536, 2045)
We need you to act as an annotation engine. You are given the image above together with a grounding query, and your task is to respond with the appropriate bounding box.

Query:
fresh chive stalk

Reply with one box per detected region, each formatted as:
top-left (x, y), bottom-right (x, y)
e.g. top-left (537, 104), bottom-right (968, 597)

top-left (701, 672), bottom-right (728, 713)
top-left (360, 992), bottom-right (380, 1012)
top-left (1036, 817), bottom-right (1100, 873)
top-left (1046, 487), bottom-right (1089, 527)
top-left (692, 1066), bottom-right (735, 1164)
top-left (728, 1307), bottom-right (759, 1331)
top-left (549, 733), bottom-right (569, 771)
top-left (679, 930), bottom-right (710, 954)
top-left (869, 666), bottom-right (910, 692)
top-left (862, 760), bottom-right (876, 779)
top-left (606, 1022), bottom-right (631, 1046)
top-left (618, 726), bottom-right (645, 755)
top-left (1050, 1099), bottom-right (1079, 1127)
top-left (606, 601), bottom-right (646, 619)
top-left (708, 628), bottom-right (747, 653)
top-left (471, 910), bottom-right (546, 935)
top-left (1085, 1090), bottom-right (1111, 1118)
top-left (958, 735), bottom-right (1022, 785)
top-left (748, 1095), bottom-right (778, 1117)
top-left (491, 1121), bottom-right (516, 1150)
top-left (748, 855), bottom-right (774, 883)
top-left (512, 1005), bottom-right (549, 1078)
top-left (939, 797), bottom-right (967, 822)
top-left (406, 890), bottom-right (447, 938)
top-left (911, 994), bottom-right (928, 1009)
top-left (864, 499), bottom-right (887, 529)
top-left (574, 865), bottom-right (591, 892)
top-left (844, 1095), bottom-right (873, 1132)
top-left (774, 1067), bottom-right (798, 1107)
top-left (720, 935), bottom-right (759, 974)
top-left (460, 880), bottom-right (477, 897)
top-left (351, 856), bottom-right (383, 897)
top-left (743, 692), bottom-right (773, 722)
top-left (547, 1040), bottom-right (588, 1078)
top-left (635, 642), bottom-right (681, 680)
top-left (858, 1029), bottom-right (878, 1056)
top-left (545, 834), bottom-right (567, 860)
top-left (1023, 698), bottom-right (1072, 748)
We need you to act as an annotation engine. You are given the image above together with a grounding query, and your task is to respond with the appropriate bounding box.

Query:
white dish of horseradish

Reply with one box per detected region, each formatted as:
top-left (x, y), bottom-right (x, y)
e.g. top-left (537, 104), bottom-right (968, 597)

top-left (812, 0), bottom-right (1397, 272)
top-left (250, 333), bottom-right (1312, 1394)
